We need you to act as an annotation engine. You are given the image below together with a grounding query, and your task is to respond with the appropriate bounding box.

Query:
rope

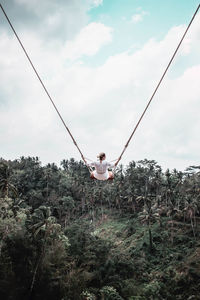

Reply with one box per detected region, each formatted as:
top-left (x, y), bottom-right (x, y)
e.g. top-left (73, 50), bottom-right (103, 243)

top-left (115, 4), bottom-right (200, 167)
top-left (0, 3), bottom-right (91, 173)
top-left (1, 3), bottom-right (199, 173)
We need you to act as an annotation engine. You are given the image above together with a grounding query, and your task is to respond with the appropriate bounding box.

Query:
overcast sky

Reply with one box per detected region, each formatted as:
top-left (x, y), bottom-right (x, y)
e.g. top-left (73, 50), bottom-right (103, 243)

top-left (0, 0), bottom-right (200, 171)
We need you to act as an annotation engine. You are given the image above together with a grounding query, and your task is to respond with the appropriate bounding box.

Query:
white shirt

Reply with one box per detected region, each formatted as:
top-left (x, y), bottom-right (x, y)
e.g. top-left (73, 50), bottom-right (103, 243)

top-left (89, 160), bottom-right (115, 174)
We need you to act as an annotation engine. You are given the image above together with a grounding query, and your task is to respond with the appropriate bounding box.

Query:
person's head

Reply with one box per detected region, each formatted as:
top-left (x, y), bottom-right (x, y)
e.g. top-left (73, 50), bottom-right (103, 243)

top-left (97, 152), bottom-right (106, 161)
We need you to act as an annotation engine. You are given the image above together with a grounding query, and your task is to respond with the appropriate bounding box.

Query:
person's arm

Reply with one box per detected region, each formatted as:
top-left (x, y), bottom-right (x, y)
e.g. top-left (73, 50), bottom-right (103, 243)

top-left (88, 161), bottom-right (95, 167)
top-left (84, 157), bottom-right (95, 168)
top-left (107, 162), bottom-right (116, 169)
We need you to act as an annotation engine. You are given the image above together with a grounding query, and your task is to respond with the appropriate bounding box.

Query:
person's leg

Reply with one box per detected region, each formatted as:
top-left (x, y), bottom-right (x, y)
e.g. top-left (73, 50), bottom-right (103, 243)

top-left (108, 171), bottom-right (114, 180)
top-left (90, 172), bottom-right (96, 180)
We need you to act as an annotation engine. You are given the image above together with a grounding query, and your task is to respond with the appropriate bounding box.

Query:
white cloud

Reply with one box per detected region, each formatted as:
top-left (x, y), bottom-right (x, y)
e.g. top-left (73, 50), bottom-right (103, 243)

top-left (3, 0), bottom-right (90, 42)
top-left (131, 14), bottom-right (143, 23)
top-left (64, 22), bottom-right (113, 61)
top-left (0, 9), bottom-right (200, 171)
top-left (89, 0), bottom-right (103, 8)
top-left (131, 9), bottom-right (148, 24)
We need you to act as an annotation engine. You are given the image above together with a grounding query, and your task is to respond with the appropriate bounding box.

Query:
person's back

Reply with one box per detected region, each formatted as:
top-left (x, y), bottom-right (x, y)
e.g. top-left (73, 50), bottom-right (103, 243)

top-left (88, 152), bottom-right (116, 181)
top-left (92, 160), bottom-right (112, 174)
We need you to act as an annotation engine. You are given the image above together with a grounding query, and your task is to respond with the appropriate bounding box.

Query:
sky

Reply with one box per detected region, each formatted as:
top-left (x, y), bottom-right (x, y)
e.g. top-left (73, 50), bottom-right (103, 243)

top-left (0, 0), bottom-right (200, 171)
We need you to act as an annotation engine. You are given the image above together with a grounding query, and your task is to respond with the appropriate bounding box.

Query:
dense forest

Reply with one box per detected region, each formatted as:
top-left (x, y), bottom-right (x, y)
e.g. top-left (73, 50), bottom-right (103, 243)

top-left (0, 156), bottom-right (200, 300)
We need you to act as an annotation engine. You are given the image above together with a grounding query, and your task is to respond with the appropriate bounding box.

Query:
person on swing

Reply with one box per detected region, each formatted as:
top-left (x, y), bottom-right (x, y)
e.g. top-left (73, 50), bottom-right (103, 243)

top-left (89, 152), bottom-right (117, 181)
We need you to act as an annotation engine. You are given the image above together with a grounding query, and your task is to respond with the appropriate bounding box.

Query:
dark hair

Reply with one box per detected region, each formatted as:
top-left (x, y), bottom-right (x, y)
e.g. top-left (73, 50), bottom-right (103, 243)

top-left (97, 152), bottom-right (106, 161)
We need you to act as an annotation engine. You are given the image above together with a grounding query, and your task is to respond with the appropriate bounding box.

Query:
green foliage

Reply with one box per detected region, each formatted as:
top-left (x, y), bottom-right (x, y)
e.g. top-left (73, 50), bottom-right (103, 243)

top-left (81, 290), bottom-right (96, 299)
top-left (100, 286), bottom-right (123, 300)
top-left (0, 156), bottom-right (200, 299)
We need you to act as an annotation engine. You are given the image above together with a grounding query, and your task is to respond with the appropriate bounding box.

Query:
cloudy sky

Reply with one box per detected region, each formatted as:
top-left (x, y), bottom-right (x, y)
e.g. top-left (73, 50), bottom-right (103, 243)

top-left (0, 0), bottom-right (200, 171)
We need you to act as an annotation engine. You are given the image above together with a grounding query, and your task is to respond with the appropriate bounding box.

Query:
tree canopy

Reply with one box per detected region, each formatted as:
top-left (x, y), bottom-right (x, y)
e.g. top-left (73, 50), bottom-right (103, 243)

top-left (0, 156), bottom-right (200, 300)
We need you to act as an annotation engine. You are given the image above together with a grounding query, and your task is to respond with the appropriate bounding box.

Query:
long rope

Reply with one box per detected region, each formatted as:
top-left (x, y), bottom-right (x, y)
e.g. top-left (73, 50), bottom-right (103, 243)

top-left (0, 3), bottom-right (92, 172)
top-left (115, 4), bottom-right (200, 166)
top-left (1, 4), bottom-right (199, 172)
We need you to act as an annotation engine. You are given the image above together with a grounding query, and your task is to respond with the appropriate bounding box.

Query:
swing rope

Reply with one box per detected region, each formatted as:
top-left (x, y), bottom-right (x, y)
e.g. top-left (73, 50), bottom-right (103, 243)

top-left (115, 4), bottom-right (200, 167)
top-left (0, 3), bottom-right (92, 173)
top-left (1, 3), bottom-right (199, 173)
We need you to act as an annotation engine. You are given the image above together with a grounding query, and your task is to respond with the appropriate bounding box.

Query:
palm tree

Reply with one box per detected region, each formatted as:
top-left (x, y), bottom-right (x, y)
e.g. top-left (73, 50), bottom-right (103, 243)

top-left (138, 199), bottom-right (161, 251)
top-left (183, 199), bottom-right (198, 238)
top-left (0, 162), bottom-right (17, 198)
top-left (26, 205), bottom-right (58, 295)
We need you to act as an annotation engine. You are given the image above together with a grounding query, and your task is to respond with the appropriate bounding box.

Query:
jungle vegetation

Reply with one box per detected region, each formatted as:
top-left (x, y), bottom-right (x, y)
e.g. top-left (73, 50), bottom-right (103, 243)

top-left (0, 156), bottom-right (200, 300)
